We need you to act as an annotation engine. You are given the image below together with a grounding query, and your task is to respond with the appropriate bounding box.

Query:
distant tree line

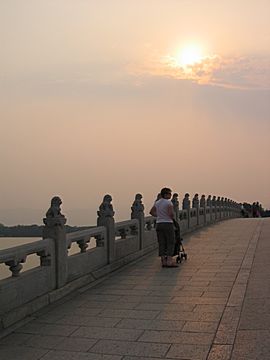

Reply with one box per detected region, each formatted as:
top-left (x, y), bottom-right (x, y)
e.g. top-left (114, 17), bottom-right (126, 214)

top-left (0, 224), bottom-right (90, 237)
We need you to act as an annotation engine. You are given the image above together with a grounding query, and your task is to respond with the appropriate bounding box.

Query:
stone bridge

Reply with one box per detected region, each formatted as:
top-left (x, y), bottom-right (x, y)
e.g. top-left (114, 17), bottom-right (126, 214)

top-left (1, 193), bottom-right (269, 359)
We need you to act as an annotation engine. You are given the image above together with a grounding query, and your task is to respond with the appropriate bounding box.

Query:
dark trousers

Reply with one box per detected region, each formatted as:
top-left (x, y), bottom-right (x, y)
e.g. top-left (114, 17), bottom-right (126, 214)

top-left (156, 222), bottom-right (175, 257)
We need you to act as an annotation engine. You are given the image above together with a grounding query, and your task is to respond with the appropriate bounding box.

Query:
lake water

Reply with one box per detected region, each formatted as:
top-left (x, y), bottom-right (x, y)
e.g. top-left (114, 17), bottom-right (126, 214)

top-left (0, 237), bottom-right (40, 250)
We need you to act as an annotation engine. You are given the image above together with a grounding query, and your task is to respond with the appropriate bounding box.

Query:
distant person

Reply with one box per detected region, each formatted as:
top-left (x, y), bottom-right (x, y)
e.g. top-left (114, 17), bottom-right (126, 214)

top-left (150, 187), bottom-right (177, 268)
top-left (252, 202), bottom-right (258, 218)
top-left (240, 204), bottom-right (248, 218)
top-left (255, 202), bottom-right (261, 217)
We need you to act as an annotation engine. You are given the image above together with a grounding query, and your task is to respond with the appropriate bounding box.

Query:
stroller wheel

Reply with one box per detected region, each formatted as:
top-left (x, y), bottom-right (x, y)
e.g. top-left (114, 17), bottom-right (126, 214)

top-left (176, 256), bottom-right (181, 263)
top-left (184, 253), bottom-right (187, 260)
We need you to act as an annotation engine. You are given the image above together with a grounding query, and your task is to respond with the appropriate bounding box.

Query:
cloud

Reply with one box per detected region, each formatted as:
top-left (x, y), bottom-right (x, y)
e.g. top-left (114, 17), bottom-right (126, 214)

top-left (210, 55), bottom-right (270, 90)
top-left (132, 53), bottom-right (270, 90)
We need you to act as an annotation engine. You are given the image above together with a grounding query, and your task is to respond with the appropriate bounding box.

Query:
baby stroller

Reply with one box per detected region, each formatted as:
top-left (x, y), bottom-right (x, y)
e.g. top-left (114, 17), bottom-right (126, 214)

top-left (173, 219), bottom-right (187, 263)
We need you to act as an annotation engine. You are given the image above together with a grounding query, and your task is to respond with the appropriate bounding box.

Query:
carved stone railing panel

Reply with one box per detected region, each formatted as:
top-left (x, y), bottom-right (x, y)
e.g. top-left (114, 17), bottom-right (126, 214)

top-left (0, 239), bottom-right (53, 278)
top-left (66, 226), bottom-right (107, 253)
top-left (4, 259), bottom-right (24, 277)
top-left (179, 210), bottom-right (188, 220)
top-left (144, 216), bottom-right (156, 230)
top-left (190, 209), bottom-right (197, 218)
top-left (37, 249), bottom-right (52, 266)
top-left (115, 219), bottom-right (138, 239)
top-left (199, 208), bottom-right (204, 216)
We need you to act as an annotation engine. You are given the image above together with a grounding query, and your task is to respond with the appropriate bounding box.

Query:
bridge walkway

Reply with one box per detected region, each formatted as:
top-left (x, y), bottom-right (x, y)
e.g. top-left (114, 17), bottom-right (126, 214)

top-left (0, 218), bottom-right (269, 360)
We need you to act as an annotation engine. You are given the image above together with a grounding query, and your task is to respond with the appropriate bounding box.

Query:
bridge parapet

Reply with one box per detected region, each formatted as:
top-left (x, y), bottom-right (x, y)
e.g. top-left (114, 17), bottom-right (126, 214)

top-left (115, 219), bottom-right (139, 239)
top-left (144, 215), bottom-right (156, 230)
top-left (0, 191), bottom-right (242, 335)
top-left (0, 237), bottom-right (55, 330)
top-left (67, 226), bottom-right (106, 250)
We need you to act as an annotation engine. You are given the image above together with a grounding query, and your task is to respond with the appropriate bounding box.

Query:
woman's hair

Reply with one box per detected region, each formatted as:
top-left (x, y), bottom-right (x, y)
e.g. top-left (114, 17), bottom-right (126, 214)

top-left (160, 187), bottom-right (172, 198)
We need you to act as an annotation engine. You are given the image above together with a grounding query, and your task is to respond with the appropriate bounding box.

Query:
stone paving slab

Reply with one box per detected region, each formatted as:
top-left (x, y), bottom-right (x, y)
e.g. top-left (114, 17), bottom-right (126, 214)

top-left (15, 322), bottom-right (80, 336)
top-left (89, 339), bottom-right (170, 357)
top-left (117, 295), bottom-right (174, 303)
top-left (138, 330), bottom-right (214, 345)
top-left (123, 357), bottom-right (176, 360)
top-left (98, 309), bottom-right (160, 320)
top-left (115, 318), bottom-right (186, 331)
top-left (134, 303), bottom-right (195, 312)
top-left (156, 310), bottom-right (221, 322)
top-left (230, 219), bottom-right (270, 360)
top-left (171, 296), bottom-right (227, 305)
top-left (21, 334), bottom-right (97, 352)
top-left (84, 301), bottom-right (140, 310)
top-left (1, 218), bottom-right (270, 360)
top-left (54, 315), bottom-right (121, 327)
top-left (207, 345), bottom-right (233, 360)
top-left (166, 343), bottom-right (210, 360)
top-left (0, 345), bottom-right (49, 360)
top-left (71, 326), bottom-right (144, 341)
top-left (231, 330), bottom-right (270, 360)
top-left (41, 350), bottom-right (123, 360)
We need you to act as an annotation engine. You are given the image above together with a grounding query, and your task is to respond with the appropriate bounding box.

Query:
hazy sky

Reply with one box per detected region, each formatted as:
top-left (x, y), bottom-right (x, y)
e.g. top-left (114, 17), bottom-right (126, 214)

top-left (0, 0), bottom-right (269, 225)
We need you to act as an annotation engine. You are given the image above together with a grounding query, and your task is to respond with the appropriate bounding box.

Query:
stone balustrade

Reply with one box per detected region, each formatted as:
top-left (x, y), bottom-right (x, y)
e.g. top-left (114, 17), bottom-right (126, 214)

top-left (115, 219), bottom-right (139, 239)
top-left (0, 192), bottom-right (242, 335)
top-left (66, 226), bottom-right (108, 284)
top-left (67, 226), bottom-right (106, 250)
top-left (0, 239), bottom-right (53, 278)
top-left (0, 238), bottom-right (55, 330)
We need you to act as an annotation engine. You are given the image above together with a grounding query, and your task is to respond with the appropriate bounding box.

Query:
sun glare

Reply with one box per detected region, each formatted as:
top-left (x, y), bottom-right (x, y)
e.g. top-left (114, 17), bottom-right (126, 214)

top-left (160, 42), bottom-right (216, 82)
top-left (175, 44), bottom-right (204, 68)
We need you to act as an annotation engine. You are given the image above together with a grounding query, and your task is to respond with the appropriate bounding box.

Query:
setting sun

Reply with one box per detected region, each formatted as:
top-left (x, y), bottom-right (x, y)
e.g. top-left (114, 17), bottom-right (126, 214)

top-left (161, 43), bottom-right (208, 79)
top-left (175, 44), bottom-right (204, 68)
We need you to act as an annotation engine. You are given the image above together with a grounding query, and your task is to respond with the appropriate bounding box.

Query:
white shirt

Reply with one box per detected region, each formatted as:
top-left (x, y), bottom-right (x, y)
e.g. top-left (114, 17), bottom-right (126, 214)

top-left (155, 198), bottom-right (173, 223)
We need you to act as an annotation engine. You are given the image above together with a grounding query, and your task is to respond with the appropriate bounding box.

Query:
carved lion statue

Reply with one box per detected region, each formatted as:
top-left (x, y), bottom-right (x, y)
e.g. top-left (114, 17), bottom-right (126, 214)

top-left (46, 196), bottom-right (63, 218)
top-left (97, 194), bottom-right (115, 218)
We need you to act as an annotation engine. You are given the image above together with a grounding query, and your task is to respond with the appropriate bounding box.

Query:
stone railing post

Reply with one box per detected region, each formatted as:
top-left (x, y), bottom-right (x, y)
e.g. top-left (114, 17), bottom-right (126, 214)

top-left (227, 199), bottom-right (232, 217)
top-left (97, 194), bottom-right (115, 263)
top-left (224, 198), bottom-right (228, 217)
top-left (207, 195), bottom-right (212, 222)
top-left (226, 199), bottom-right (229, 217)
top-left (131, 193), bottom-right (145, 250)
top-left (182, 193), bottom-right (190, 229)
top-left (192, 193), bottom-right (199, 225)
top-left (234, 201), bottom-right (239, 217)
top-left (172, 193), bottom-right (180, 223)
top-left (212, 196), bottom-right (217, 220)
top-left (43, 196), bottom-right (67, 289)
top-left (221, 197), bottom-right (224, 219)
top-left (217, 196), bottom-right (221, 219)
top-left (200, 194), bottom-right (206, 224)
top-left (231, 200), bottom-right (235, 218)
top-left (228, 198), bottom-right (231, 217)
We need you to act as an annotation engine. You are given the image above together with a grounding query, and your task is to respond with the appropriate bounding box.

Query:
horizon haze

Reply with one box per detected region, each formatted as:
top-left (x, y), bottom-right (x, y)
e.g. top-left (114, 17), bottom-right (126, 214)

top-left (0, 0), bottom-right (269, 226)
